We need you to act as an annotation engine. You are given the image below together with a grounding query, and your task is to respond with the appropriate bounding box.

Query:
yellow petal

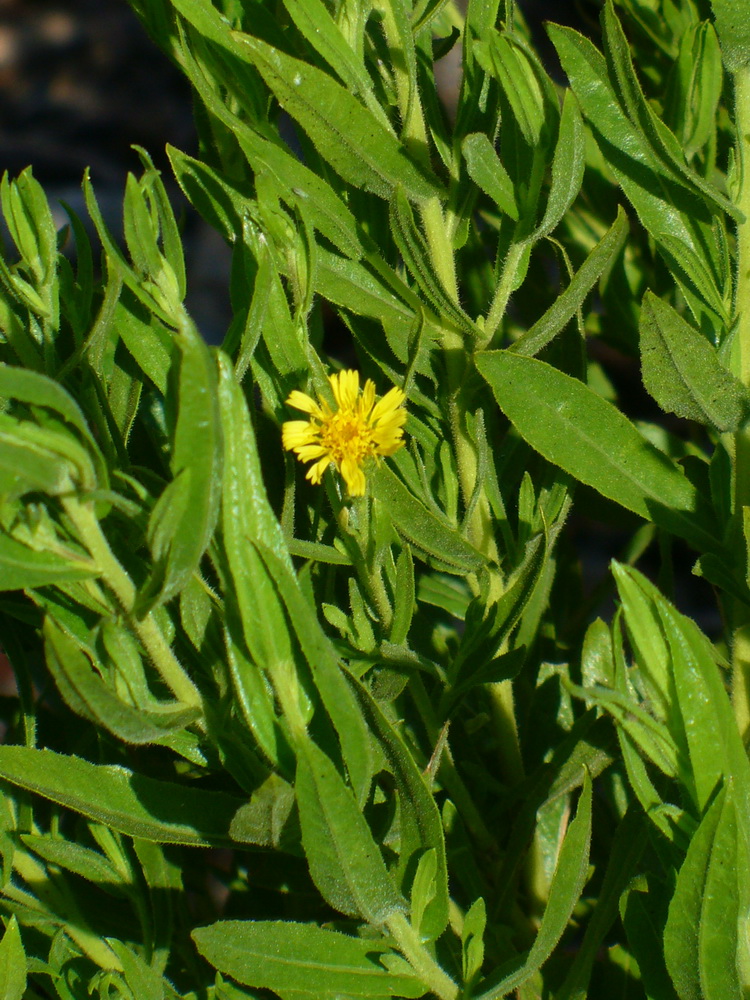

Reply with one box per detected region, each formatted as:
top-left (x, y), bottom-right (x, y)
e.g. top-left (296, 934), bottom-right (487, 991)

top-left (307, 456), bottom-right (331, 484)
top-left (331, 369), bottom-right (360, 411)
top-left (370, 386), bottom-right (405, 426)
top-left (360, 379), bottom-right (376, 417)
top-left (341, 454), bottom-right (366, 495)
top-left (282, 420), bottom-right (319, 450)
top-left (286, 390), bottom-right (324, 418)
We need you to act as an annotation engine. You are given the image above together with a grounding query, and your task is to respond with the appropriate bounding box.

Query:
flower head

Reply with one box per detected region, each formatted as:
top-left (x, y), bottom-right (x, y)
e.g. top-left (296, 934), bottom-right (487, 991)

top-left (282, 370), bottom-right (406, 496)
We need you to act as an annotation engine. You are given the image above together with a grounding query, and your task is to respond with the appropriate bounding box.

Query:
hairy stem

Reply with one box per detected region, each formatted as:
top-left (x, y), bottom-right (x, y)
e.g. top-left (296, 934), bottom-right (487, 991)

top-left (62, 497), bottom-right (201, 708)
top-left (386, 911), bottom-right (459, 1000)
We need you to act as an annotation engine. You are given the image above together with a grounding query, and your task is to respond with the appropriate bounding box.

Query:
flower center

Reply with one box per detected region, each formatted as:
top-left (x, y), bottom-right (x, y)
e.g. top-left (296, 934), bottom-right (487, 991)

top-left (321, 411), bottom-right (373, 464)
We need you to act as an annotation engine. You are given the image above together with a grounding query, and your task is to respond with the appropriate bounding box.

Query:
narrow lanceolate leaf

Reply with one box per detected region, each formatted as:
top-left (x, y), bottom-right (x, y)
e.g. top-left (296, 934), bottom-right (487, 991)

top-left (0, 746), bottom-right (271, 848)
top-left (370, 465), bottom-right (485, 574)
top-left (255, 542), bottom-right (373, 805)
top-left (474, 772), bottom-right (593, 998)
top-left (462, 133), bottom-right (518, 220)
top-left (279, 0), bottom-right (390, 131)
top-left (510, 207), bottom-right (629, 357)
top-left (349, 673), bottom-right (450, 942)
top-left (0, 916), bottom-right (26, 1000)
top-left (698, 786), bottom-right (745, 1000)
top-left (143, 318), bottom-right (222, 607)
top-left (0, 532), bottom-right (94, 591)
top-left (664, 787), bottom-right (725, 1000)
top-left (213, 30), bottom-right (442, 203)
top-left (531, 88), bottom-right (585, 241)
top-left (174, 50), bottom-right (366, 259)
top-left (192, 921), bottom-right (427, 998)
top-left (295, 737), bottom-right (403, 925)
top-left (233, 34), bottom-right (441, 202)
top-left (639, 292), bottom-right (750, 431)
top-left (44, 619), bottom-right (199, 745)
top-left (0, 364), bottom-right (106, 483)
top-left (548, 22), bottom-right (732, 250)
top-left (476, 352), bottom-right (720, 553)
top-left (107, 941), bottom-right (166, 1000)
top-left (601, 0), bottom-right (740, 222)
top-left (389, 187), bottom-right (475, 334)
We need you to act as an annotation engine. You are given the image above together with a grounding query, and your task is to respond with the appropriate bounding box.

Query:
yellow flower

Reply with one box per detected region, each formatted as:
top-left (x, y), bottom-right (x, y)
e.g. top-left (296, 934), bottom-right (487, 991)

top-left (282, 370), bottom-right (406, 496)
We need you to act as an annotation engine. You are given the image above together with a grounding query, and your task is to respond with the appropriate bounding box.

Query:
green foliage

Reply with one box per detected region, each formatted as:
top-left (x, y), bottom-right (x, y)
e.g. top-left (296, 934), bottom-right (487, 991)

top-left (0, 0), bottom-right (749, 996)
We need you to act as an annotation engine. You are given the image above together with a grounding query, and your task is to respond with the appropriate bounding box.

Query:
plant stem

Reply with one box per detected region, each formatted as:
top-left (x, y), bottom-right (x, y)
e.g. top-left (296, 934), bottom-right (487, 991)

top-left (386, 911), bottom-right (459, 1000)
top-left (487, 677), bottom-right (525, 786)
top-left (732, 64), bottom-right (750, 734)
top-left (482, 241), bottom-right (527, 348)
top-left (62, 497), bottom-right (201, 708)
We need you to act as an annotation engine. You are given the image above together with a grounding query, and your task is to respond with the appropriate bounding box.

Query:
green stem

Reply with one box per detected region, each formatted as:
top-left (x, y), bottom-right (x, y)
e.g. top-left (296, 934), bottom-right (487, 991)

top-left (487, 677), bottom-right (525, 787)
top-left (732, 65), bottom-right (750, 733)
top-left (386, 911), bottom-right (459, 1000)
top-left (482, 241), bottom-right (527, 347)
top-left (63, 497), bottom-right (201, 708)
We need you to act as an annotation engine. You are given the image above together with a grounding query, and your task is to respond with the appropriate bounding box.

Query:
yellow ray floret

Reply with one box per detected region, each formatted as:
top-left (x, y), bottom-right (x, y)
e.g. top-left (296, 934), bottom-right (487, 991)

top-left (282, 370), bottom-right (407, 496)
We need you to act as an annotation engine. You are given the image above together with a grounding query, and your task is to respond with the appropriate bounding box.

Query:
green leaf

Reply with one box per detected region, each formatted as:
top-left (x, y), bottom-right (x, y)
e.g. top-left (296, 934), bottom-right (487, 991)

top-left (108, 939), bottom-right (166, 1000)
top-left (175, 44), bottom-right (367, 260)
top-left (348, 672), bottom-right (449, 941)
top-left (549, 21), bottom-right (738, 255)
top-left (0, 746), bottom-right (276, 848)
top-left (601, 0), bottom-right (740, 222)
top-left (462, 133), bottom-right (519, 221)
top-left (0, 916), bottom-right (26, 1000)
top-left (476, 351), bottom-right (720, 553)
top-left (671, 24), bottom-right (723, 158)
top-left (710, 0), bottom-right (750, 71)
top-left (370, 465), bottom-right (485, 574)
top-left (0, 363), bottom-right (106, 482)
top-left (172, 0), bottom-right (441, 203)
top-left (0, 532), bottom-right (94, 591)
top-left (531, 88), bottom-right (586, 241)
top-left (474, 771), bottom-right (592, 998)
top-left (664, 787), bottom-right (725, 1000)
top-left (231, 33), bottom-right (442, 203)
top-left (409, 850), bottom-right (438, 942)
top-left (477, 32), bottom-right (548, 147)
top-left (295, 737), bottom-right (403, 924)
top-left (698, 785), bottom-right (745, 1000)
top-left (639, 292), bottom-right (749, 431)
top-left (556, 807), bottom-right (650, 1000)
top-left (20, 835), bottom-right (125, 893)
top-left (142, 318), bottom-right (222, 607)
top-left (389, 187), bottom-right (476, 334)
top-left (279, 0), bottom-right (390, 130)
top-left (462, 897), bottom-right (487, 987)
top-left (668, 613), bottom-right (750, 822)
top-left (192, 920), bottom-right (427, 997)
top-left (0, 169), bottom-right (56, 285)
top-left (255, 541), bottom-right (374, 804)
top-left (114, 292), bottom-right (174, 394)
top-left (44, 618), bottom-right (200, 744)
top-left (509, 207), bottom-right (628, 357)
top-left (390, 546), bottom-right (416, 646)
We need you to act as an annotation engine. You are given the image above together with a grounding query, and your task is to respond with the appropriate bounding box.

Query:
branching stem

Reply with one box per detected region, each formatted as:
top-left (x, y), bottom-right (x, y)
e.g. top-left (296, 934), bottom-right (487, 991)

top-left (386, 911), bottom-right (459, 1000)
top-left (62, 497), bottom-right (201, 708)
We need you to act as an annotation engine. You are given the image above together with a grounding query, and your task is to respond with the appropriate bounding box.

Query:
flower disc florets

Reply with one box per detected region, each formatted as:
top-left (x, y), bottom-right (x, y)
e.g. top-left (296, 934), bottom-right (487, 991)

top-left (281, 370), bottom-right (406, 496)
